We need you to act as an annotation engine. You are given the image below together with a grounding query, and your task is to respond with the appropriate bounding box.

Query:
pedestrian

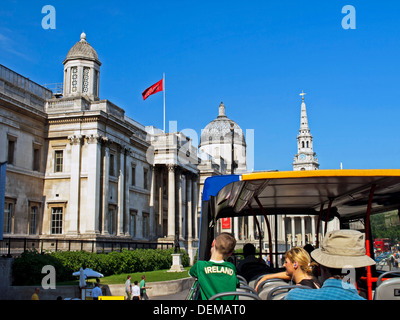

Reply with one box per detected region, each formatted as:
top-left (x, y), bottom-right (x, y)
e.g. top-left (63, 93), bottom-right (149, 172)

top-left (132, 281), bottom-right (141, 300)
top-left (91, 282), bottom-right (102, 300)
top-left (125, 275), bottom-right (132, 300)
top-left (140, 275), bottom-right (150, 300)
top-left (31, 287), bottom-right (40, 300)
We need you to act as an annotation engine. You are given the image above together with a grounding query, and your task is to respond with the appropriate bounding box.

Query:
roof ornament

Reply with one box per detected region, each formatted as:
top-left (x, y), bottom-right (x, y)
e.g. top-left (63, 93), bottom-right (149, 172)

top-left (299, 90), bottom-right (306, 101)
top-left (80, 32), bottom-right (87, 42)
top-left (218, 101), bottom-right (226, 118)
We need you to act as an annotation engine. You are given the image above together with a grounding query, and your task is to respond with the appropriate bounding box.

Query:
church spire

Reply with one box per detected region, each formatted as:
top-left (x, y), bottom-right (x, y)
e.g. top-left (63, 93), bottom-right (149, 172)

top-left (293, 91), bottom-right (319, 171)
top-left (299, 90), bottom-right (309, 132)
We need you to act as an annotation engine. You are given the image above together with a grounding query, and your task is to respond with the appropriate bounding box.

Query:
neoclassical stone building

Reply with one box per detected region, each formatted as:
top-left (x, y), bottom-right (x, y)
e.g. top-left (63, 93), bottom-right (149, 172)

top-left (0, 33), bottom-right (202, 262)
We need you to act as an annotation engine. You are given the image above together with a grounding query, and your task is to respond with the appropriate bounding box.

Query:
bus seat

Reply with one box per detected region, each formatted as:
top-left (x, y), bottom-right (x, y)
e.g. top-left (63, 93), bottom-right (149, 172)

top-left (237, 284), bottom-right (258, 300)
top-left (266, 285), bottom-right (312, 300)
top-left (256, 279), bottom-right (288, 300)
top-left (248, 274), bottom-right (268, 289)
top-left (374, 271), bottom-right (400, 300)
top-left (237, 275), bottom-right (248, 286)
top-left (209, 291), bottom-right (261, 300)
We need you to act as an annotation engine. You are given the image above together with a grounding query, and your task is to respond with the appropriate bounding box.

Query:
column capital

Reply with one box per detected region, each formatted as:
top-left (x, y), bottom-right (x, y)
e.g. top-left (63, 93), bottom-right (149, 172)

top-left (167, 164), bottom-right (177, 172)
top-left (101, 136), bottom-right (113, 147)
top-left (68, 134), bottom-right (83, 145)
top-left (86, 134), bottom-right (102, 144)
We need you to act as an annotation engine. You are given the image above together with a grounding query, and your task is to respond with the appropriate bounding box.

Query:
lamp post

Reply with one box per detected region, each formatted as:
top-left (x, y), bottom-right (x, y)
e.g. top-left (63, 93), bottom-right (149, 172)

top-left (230, 122), bottom-right (235, 174)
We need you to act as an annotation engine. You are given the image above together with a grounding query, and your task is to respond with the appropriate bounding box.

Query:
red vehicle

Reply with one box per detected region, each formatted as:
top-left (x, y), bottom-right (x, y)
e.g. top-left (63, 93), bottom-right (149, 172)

top-left (374, 238), bottom-right (392, 253)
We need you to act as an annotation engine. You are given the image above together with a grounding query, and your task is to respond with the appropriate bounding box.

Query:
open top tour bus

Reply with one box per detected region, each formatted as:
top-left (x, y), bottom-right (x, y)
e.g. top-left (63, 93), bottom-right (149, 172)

top-left (187, 169), bottom-right (400, 300)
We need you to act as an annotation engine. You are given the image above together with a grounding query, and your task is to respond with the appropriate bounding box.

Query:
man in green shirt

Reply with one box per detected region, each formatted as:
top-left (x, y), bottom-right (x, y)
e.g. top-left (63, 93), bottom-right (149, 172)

top-left (139, 275), bottom-right (148, 300)
top-left (189, 233), bottom-right (239, 300)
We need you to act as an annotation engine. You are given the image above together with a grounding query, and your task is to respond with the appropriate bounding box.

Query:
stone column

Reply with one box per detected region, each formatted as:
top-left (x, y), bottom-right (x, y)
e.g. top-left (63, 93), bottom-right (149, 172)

top-left (167, 164), bottom-right (176, 239)
top-left (117, 145), bottom-right (125, 235)
top-left (281, 215), bottom-right (286, 245)
top-left (149, 165), bottom-right (156, 239)
top-left (193, 174), bottom-right (199, 239)
top-left (179, 172), bottom-right (186, 239)
top-left (291, 217), bottom-right (296, 247)
top-left (187, 173), bottom-right (193, 241)
top-left (86, 134), bottom-right (101, 234)
top-left (248, 216), bottom-right (254, 240)
top-left (101, 138), bottom-right (110, 235)
top-left (67, 134), bottom-right (82, 235)
top-left (158, 167), bottom-right (164, 237)
top-left (311, 215), bottom-right (316, 246)
top-left (124, 148), bottom-right (130, 236)
top-left (301, 216), bottom-right (306, 246)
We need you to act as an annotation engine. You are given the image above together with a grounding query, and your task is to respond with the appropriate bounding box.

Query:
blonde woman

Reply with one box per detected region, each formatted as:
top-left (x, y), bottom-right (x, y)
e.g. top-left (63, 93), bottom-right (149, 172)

top-left (255, 247), bottom-right (321, 291)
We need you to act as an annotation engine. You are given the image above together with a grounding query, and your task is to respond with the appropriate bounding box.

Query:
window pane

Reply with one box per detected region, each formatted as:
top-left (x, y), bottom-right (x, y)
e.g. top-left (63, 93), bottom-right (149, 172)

top-left (29, 206), bottom-right (38, 235)
top-left (55, 150), bottom-right (63, 172)
top-left (51, 207), bottom-right (63, 234)
top-left (3, 203), bottom-right (12, 234)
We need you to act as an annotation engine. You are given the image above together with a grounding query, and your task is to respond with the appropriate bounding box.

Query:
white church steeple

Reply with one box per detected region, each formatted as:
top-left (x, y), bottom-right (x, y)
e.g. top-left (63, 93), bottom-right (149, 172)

top-left (293, 91), bottom-right (319, 171)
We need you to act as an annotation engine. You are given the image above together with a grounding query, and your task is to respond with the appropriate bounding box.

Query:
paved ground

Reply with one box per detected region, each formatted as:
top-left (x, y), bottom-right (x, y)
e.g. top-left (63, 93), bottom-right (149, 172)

top-left (150, 288), bottom-right (190, 300)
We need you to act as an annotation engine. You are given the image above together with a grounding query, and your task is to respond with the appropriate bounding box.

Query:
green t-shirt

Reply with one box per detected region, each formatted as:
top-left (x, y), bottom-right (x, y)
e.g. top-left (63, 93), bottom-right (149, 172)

top-left (189, 260), bottom-right (239, 300)
top-left (140, 279), bottom-right (146, 293)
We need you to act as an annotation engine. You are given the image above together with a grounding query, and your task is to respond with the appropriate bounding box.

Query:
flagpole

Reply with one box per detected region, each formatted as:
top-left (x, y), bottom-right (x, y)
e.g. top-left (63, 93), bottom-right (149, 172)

top-left (163, 73), bottom-right (165, 132)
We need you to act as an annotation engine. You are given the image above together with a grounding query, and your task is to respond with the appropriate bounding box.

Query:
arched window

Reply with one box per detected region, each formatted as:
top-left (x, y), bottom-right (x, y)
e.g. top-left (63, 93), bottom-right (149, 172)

top-left (302, 141), bottom-right (305, 148)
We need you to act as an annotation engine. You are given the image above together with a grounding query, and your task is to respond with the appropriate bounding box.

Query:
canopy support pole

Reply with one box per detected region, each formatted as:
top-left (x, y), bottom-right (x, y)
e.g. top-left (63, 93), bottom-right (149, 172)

top-left (316, 203), bottom-right (324, 248)
top-left (324, 198), bottom-right (334, 235)
top-left (254, 196), bottom-right (273, 268)
top-left (248, 204), bottom-right (264, 264)
top-left (365, 184), bottom-right (376, 300)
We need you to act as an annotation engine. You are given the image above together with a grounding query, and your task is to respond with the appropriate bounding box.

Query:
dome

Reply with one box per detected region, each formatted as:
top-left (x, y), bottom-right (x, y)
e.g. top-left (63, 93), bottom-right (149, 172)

top-left (63, 32), bottom-right (101, 65)
top-left (199, 102), bottom-right (246, 148)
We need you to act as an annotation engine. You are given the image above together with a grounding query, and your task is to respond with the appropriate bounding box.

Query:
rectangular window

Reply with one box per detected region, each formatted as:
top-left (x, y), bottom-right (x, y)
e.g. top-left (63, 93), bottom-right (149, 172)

top-left (33, 147), bottom-right (40, 171)
top-left (143, 213), bottom-right (149, 238)
top-left (109, 154), bottom-right (115, 176)
top-left (131, 166), bottom-right (136, 186)
top-left (29, 206), bottom-right (38, 235)
top-left (3, 202), bottom-right (13, 234)
top-left (7, 140), bottom-right (15, 165)
top-left (143, 168), bottom-right (148, 190)
top-left (51, 207), bottom-right (63, 234)
top-left (130, 210), bottom-right (137, 237)
top-left (108, 207), bottom-right (115, 235)
top-left (54, 150), bottom-right (63, 173)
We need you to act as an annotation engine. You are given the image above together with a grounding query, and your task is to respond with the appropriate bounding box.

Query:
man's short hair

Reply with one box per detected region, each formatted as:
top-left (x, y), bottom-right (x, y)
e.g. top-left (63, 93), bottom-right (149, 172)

top-left (215, 232), bottom-right (236, 256)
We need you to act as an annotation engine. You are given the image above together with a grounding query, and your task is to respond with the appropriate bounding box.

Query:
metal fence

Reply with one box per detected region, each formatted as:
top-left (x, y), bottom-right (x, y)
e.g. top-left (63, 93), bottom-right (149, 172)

top-left (0, 237), bottom-right (174, 257)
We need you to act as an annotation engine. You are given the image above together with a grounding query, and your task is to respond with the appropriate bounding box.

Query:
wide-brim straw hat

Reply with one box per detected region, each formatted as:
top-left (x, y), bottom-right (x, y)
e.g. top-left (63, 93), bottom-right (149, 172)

top-left (311, 230), bottom-right (376, 269)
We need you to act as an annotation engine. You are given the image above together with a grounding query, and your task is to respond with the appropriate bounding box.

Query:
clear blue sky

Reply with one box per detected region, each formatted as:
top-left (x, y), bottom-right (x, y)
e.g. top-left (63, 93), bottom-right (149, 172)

top-left (1, 0), bottom-right (400, 171)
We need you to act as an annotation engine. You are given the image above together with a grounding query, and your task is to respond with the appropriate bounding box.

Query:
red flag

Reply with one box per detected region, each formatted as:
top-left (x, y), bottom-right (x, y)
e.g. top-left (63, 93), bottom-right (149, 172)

top-left (142, 79), bottom-right (163, 100)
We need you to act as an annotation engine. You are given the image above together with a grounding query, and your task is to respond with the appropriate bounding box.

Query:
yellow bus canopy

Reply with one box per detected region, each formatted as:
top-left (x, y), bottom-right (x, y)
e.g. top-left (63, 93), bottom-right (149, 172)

top-left (213, 169), bottom-right (400, 221)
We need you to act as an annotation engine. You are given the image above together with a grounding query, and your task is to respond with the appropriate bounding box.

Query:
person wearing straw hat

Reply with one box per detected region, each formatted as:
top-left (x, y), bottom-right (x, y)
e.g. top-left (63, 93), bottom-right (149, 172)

top-left (285, 229), bottom-right (376, 300)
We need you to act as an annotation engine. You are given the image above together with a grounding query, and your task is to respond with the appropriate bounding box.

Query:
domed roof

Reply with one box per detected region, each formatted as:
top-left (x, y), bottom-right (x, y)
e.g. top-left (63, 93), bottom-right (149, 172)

top-left (63, 32), bottom-right (101, 65)
top-left (199, 102), bottom-right (246, 147)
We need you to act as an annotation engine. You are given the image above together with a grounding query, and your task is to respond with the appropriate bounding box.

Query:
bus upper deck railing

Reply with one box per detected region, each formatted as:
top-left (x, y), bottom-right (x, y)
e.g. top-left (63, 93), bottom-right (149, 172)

top-left (0, 237), bottom-right (173, 257)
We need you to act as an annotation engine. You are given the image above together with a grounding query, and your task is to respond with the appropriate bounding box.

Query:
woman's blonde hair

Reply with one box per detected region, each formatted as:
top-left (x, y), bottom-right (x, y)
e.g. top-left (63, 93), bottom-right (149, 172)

top-left (285, 247), bottom-right (317, 275)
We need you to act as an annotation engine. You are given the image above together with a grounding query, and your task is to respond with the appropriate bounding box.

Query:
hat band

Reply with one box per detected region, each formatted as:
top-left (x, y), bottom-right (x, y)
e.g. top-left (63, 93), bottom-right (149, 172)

top-left (322, 245), bottom-right (366, 257)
